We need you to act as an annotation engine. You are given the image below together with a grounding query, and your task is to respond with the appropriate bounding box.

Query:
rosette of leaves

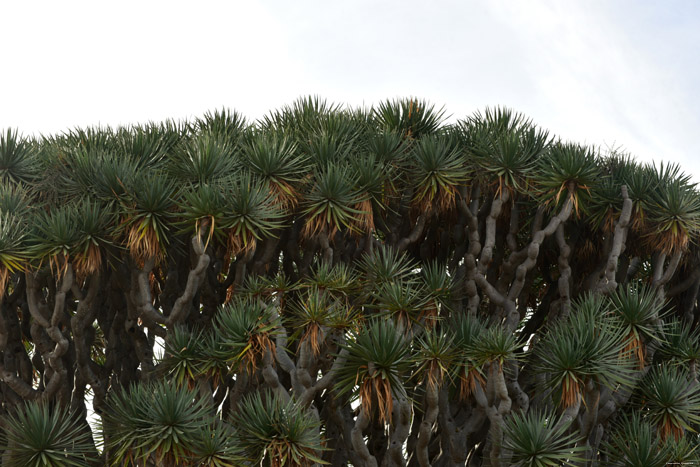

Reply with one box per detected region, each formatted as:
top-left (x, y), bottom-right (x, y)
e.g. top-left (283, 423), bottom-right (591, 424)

top-left (356, 246), bottom-right (417, 291)
top-left (88, 150), bottom-right (141, 202)
top-left (374, 98), bottom-right (446, 140)
top-left (213, 300), bottom-right (277, 375)
top-left (242, 131), bottom-right (308, 210)
top-left (602, 412), bottom-right (674, 467)
top-left (288, 287), bottom-right (337, 356)
top-left (259, 96), bottom-right (340, 143)
top-left (0, 182), bottom-right (33, 216)
top-left (28, 203), bottom-right (82, 277)
top-left (191, 420), bottom-right (246, 467)
top-left (409, 133), bottom-right (470, 215)
top-left (167, 132), bottom-right (239, 185)
top-left (180, 182), bottom-right (228, 248)
top-left (303, 130), bottom-right (355, 169)
top-left (38, 128), bottom-right (113, 199)
top-left (159, 325), bottom-right (206, 389)
top-left (472, 325), bottom-right (520, 370)
top-left (503, 409), bottom-right (584, 467)
top-left (233, 391), bottom-right (325, 466)
top-left (646, 174), bottom-right (700, 254)
top-left (608, 283), bottom-right (667, 368)
top-left (462, 107), bottom-right (549, 197)
top-left (622, 161), bottom-right (658, 235)
top-left (536, 142), bottom-right (600, 216)
top-left (221, 173), bottom-right (285, 257)
top-left (367, 130), bottom-right (408, 165)
top-left (0, 401), bottom-right (99, 467)
top-left (113, 121), bottom-right (182, 170)
top-left (72, 199), bottom-right (117, 279)
top-left (52, 147), bottom-right (101, 199)
top-left (665, 436), bottom-right (700, 466)
top-left (193, 108), bottom-right (248, 145)
top-left (638, 365), bottom-right (700, 440)
top-left (0, 212), bottom-right (27, 297)
top-left (421, 260), bottom-right (455, 324)
top-left (365, 130), bottom-right (408, 206)
top-left (302, 164), bottom-right (367, 238)
top-left (59, 126), bottom-right (115, 154)
top-left (239, 273), bottom-right (298, 307)
top-left (348, 152), bottom-right (393, 232)
top-left (335, 319), bottom-right (412, 424)
top-left (371, 279), bottom-right (430, 327)
top-left (101, 381), bottom-right (211, 466)
top-left (40, 129), bottom-right (122, 201)
top-left (533, 294), bottom-right (634, 409)
top-left (450, 313), bottom-right (487, 399)
top-left (197, 333), bottom-right (231, 389)
top-left (120, 171), bottom-right (178, 266)
top-left (318, 108), bottom-right (371, 151)
top-left (307, 259), bottom-right (358, 298)
top-left (657, 319), bottom-right (700, 365)
top-left (413, 330), bottom-right (456, 390)
top-left (586, 156), bottom-right (630, 232)
top-left (0, 128), bottom-right (38, 184)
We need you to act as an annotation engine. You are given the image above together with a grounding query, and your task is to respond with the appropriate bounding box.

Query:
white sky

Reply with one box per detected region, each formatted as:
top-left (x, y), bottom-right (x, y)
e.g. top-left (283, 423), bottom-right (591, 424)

top-left (2, 0), bottom-right (699, 180)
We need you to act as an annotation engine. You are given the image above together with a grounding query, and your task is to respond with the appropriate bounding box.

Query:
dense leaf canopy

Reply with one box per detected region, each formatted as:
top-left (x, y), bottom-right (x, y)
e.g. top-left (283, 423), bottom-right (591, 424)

top-left (1, 97), bottom-right (700, 466)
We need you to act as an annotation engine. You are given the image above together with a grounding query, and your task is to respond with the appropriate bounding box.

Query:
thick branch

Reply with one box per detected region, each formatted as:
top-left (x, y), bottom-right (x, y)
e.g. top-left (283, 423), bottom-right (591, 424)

top-left (397, 215), bottom-right (427, 252)
top-left (351, 409), bottom-right (378, 467)
top-left (555, 224), bottom-right (572, 318)
top-left (42, 265), bottom-right (74, 403)
top-left (596, 185), bottom-right (633, 294)
top-left (416, 383), bottom-right (439, 467)
top-left (166, 236), bottom-right (211, 325)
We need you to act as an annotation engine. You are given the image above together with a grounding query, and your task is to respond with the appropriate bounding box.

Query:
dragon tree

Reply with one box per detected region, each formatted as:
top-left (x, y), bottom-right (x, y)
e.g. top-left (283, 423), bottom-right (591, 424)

top-left (0, 98), bottom-right (699, 466)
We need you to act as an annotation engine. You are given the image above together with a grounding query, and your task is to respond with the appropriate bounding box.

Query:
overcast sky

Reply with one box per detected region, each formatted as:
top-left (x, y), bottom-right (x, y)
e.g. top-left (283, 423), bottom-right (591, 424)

top-left (2, 0), bottom-right (699, 180)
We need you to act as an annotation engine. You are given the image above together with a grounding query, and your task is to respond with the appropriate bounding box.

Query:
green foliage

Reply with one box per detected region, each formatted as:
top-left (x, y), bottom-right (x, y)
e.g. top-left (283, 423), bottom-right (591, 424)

top-left (473, 325), bottom-right (520, 367)
top-left (0, 213), bottom-right (26, 275)
top-left (222, 173), bottom-right (286, 253)
top-left (450, 313), bottom-right (487, 398)
top-left (168, 133), bottom-right (239, 185)
top-left (374, 98), bottom-right (446, 139)
top-left (3, 99), bottom-right (700, 466)
top-left (335, 319), bottom-right (412, 423)
top-left (464, 106), bottom-right (549, 194)
top-left (0, 402), bottom-right (98, 467)
top-left (534, 294), bottom-right (634, 408)
top-left (658, 319), bottom-right (700, 364)
top-left (609, 283), bottom-right (666, 367)
top-left (0, 129), bottom-right (38, 184)
top-left (503, 409), bottom-right (584, 467)
top-left (214, 300), bottom-right (277, 374)
top-left (303, 164), bottom-right (367, 237)
top-left (537, 142), bottom-right (599, 215)
top-left (647, 175), bottom-right (700, 253)
top-left (371, 279), bottom-right (430, 325)
top-left (409, 134), bottom-right (469, 213)
top-left (603, 413), bottom-right (671, 467)
top-left (638, 365), bottom-right (700, 439)
top-left (101, 381), bottom-right (211, 466)
top-left (28, 203), bottom-right (82, 264)
top-left (413, 329), bottom-right (456, 388)
top-left (160, 326), bottom-right (206, 387)
top-left (233, 392), bottom-right (325, 466)
top-left (242, 131), bottom-right (307, 209)
top-left (191, 421), bottom-right (245, 467)
top-left (357, 246), bottom-right (417, 288)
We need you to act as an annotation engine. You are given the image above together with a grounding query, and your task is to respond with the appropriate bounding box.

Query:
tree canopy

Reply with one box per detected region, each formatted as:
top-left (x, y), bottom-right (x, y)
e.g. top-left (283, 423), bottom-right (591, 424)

top-left (1, 98), bottom-right (699, 466)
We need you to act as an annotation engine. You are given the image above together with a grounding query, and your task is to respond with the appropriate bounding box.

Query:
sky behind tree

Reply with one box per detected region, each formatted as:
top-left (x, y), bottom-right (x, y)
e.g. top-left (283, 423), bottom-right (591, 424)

top-left (2, 0), bottom-right (698, 179)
